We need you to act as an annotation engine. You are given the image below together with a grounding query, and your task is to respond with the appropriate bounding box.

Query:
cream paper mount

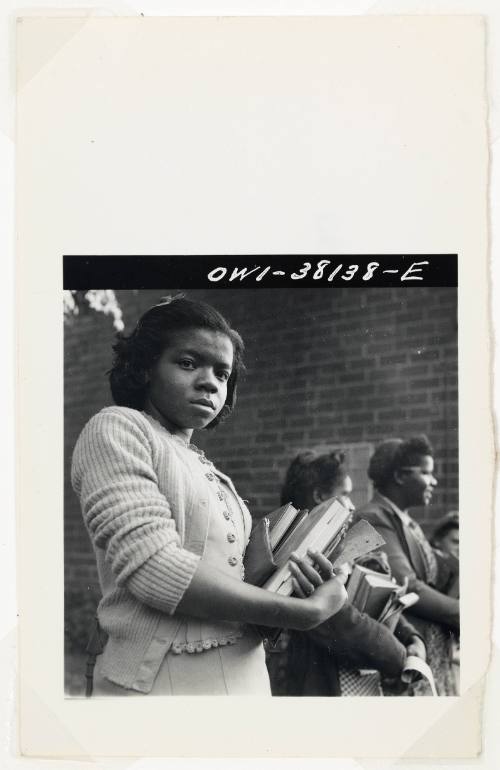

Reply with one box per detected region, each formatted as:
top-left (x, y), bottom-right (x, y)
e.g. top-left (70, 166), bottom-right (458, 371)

top-left (17, 15), bottom-right (490, 759)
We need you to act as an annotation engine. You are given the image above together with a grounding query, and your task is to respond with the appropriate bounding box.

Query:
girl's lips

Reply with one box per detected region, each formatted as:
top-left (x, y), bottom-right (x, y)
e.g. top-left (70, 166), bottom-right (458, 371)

top-left (191, 399), bottom-right (215, 410)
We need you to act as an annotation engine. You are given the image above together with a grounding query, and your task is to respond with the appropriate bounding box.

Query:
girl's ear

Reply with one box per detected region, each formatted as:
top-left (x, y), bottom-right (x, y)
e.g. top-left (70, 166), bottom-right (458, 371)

top-left (312, 487), bottom-right (324, 505)
top-left (393, 469), bottom-right (404, 486)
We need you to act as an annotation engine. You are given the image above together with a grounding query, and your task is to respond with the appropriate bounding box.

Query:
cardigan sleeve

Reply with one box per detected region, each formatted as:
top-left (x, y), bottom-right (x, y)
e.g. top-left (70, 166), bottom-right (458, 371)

top-left (71, 409), bottom-right (201, 615)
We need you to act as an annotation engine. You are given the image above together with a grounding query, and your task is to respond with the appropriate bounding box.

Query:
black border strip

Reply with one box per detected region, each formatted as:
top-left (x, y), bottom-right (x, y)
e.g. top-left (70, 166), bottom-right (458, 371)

top-left (64, 254), bottom-right (457, 289)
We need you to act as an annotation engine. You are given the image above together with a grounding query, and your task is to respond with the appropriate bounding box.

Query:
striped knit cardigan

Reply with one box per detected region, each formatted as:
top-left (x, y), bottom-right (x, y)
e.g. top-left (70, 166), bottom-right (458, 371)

top-left (71, 406), bottom-right (244, 692)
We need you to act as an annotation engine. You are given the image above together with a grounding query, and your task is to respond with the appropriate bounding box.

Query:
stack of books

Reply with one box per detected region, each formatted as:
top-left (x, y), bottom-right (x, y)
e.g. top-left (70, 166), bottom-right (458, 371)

top-left (267, 503), bottom-right (308, 553)
top-left (244, 497), bottom-right (388, 601)
top-left (242, 501), bottom-right (391, 645)
top-left (347, 564), bottom-right (419, 630)
top-left (243, 497), bottom-right (354, 593)
top-left (263, 497), bottom-right (353, 595)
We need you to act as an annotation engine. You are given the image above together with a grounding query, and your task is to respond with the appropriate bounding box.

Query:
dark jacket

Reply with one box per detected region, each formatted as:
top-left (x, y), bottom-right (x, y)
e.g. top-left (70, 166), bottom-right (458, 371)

top-left (280, 603), bottom-right (418, 696)
top-left (355, 493), bottom-right (459, 635)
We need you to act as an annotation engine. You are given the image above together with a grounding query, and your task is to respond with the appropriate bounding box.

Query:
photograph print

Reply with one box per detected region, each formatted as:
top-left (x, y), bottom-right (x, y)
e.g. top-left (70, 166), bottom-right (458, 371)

top-left (63, 254), bottom-right (459, 698)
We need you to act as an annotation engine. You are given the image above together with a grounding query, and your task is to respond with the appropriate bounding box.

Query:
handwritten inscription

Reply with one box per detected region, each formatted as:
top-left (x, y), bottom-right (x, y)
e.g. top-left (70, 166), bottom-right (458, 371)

top-left (207, 260), bottom-right (430, 284)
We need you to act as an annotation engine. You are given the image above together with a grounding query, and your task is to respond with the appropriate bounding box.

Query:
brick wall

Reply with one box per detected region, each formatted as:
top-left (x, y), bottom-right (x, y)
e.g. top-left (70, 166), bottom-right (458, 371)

top-left (64, 286), bottom-right (457, 599)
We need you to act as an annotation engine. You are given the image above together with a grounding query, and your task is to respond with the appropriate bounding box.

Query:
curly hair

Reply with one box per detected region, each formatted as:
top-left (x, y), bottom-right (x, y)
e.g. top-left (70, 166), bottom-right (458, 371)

top-left (280, 450), bottom-right (348, 509)
top-left (108, 295), bottom-right (245, 429)
top-left (368, 435), bottom-right (434, 491)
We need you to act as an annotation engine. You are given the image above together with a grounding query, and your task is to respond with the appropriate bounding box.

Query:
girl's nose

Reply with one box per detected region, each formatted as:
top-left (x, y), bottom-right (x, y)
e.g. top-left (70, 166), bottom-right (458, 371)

top-left (196, 368), bottom-right (219, 392)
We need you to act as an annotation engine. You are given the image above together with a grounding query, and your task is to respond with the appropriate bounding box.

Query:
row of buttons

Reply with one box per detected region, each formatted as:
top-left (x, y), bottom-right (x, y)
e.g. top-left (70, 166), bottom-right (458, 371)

top-left (199, 455), bottom-right (242, 571)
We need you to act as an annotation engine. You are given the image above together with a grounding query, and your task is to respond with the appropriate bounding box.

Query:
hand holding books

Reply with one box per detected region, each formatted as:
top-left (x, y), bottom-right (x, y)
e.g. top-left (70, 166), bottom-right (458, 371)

top-left (243, 498), bottom-right (358, 640)
top-left (260, 498), bottom-right (354, 595)
top-left (288, 549), bottom-right (348, 599)
top-left (244, 498), bottom-right (386, 596)
top-left (293, 568), bottom-right (349, 630)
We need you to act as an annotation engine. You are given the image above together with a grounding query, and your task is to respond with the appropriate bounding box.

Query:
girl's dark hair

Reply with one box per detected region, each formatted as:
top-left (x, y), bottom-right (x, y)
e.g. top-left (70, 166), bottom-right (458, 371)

top-left (280, 450), bottom-right (348, 509)
top-left (367, 435), bottom-right (434, 491)
top-left (108, 295), bottom-right (245, 429)
top-left (430, 511), bottom-right (459, 547)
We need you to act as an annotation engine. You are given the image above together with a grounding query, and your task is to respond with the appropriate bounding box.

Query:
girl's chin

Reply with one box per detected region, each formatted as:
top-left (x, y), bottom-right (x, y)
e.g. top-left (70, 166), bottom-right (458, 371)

top-left (191, 415), bottom-right (216, 429)
top-left (189, 405), bottom-right (221, 429)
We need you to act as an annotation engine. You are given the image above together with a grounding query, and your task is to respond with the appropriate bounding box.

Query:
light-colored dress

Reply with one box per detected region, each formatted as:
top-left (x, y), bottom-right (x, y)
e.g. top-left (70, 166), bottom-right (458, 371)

top-left (88, 415), bottom-right (270, 696)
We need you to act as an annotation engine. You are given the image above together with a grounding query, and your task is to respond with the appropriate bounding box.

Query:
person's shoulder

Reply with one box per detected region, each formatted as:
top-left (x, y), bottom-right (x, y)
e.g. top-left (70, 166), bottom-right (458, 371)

top-left (355, 496), bottom-right (393, 525)
top-left (71, 408), bottom-right (157, 489)
top-left (72, 407), bottom-right (158, 474)
top-left (76, 406), bottom-right (156, 448)
top-left (84, 405), bottom-right (149, 430)
top-left (356, 496), bottom-right (384, 517)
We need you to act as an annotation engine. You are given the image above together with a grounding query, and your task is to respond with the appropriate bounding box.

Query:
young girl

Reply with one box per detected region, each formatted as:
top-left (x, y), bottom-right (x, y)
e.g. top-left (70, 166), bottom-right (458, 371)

top-left (71, 296), bottom-right (347, 696)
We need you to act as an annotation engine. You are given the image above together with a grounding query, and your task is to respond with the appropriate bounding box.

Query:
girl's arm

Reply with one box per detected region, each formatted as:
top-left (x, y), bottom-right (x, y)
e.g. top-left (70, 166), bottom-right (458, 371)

top-left (176, 560), bottom-right (347, 632)
top-left (72, 409), bottom-right (203, 613)
top-left (73, 409), bottom-right (347, 631)
top-left (360, 516), bottom-right (459, 632)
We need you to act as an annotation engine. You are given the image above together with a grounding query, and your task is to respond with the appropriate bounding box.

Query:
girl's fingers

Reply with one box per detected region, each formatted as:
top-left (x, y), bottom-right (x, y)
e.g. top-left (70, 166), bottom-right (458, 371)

top-left (289, 553), bottom-right (323, 587)
top-left (335, 563), bottom-right (350, 584)
top-left (307, 550), bottom-right (334, 578)
top-left (289, 560), bottom-right (315, 596)
top-left (291, 576), bottom-right (308, 599)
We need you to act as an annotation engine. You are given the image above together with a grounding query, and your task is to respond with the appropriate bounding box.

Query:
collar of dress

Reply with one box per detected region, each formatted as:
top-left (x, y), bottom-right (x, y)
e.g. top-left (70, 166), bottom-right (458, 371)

top-left (375, 491), bottom-right (413, 527)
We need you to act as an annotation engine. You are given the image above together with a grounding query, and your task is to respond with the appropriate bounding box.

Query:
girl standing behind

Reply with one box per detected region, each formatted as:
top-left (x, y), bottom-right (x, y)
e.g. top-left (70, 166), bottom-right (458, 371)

top-left (71, 296), bottom-right (347, 696)
top-left (268, 450), bottom-right (425, 696)
top-left (356, 438), bottom-right (459, 696)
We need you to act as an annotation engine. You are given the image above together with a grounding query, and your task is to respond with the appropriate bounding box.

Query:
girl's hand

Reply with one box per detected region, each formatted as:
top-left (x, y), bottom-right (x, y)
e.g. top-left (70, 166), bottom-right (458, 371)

top-left (406, 636), bottom-right (427, 662)
top-left (300, 576), bottom-right (348, 628)
top-left (289, 550), bottom-right (335, 598)
top-left (288, 550), bottom-right (348, 628)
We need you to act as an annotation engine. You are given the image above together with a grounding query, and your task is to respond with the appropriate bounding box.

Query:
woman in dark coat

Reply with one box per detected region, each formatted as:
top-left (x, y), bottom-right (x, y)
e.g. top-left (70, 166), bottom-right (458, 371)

top-left (356, 436), bottom-right (459, 695)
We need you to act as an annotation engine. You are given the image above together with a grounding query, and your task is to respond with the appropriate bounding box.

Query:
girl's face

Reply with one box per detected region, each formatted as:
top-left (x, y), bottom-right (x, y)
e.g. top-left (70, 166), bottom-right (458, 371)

top-left (398, 454), bottom-right (437, 508)
top-left (436, 527), bottom-right (459, 559)
top-left (144, 327), bottom-right (234, 440)
top-left (333, 475), bottom-right (355, 512)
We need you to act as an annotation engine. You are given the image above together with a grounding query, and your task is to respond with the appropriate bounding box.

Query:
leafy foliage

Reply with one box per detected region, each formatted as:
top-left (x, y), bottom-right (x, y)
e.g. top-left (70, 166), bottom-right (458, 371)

top-left (63, 290), bottom-right (124, 331)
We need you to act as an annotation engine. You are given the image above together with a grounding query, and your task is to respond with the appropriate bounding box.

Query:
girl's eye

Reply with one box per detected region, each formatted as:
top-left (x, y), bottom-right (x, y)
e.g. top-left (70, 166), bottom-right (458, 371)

top-left (217, 370), bottom-right (230, 382)
top-left (179, 359), bottom-right (195, 370)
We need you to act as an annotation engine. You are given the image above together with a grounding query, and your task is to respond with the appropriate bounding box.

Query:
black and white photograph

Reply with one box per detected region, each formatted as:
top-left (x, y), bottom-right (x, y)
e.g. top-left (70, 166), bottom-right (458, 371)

top-left (63, 256), bottom-right (459, 699)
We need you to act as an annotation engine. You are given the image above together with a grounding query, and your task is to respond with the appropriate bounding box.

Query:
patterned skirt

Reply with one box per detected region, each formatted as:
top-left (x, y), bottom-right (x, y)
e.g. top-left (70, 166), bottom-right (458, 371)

top-left (412, 621), bottom-right (458, 696)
